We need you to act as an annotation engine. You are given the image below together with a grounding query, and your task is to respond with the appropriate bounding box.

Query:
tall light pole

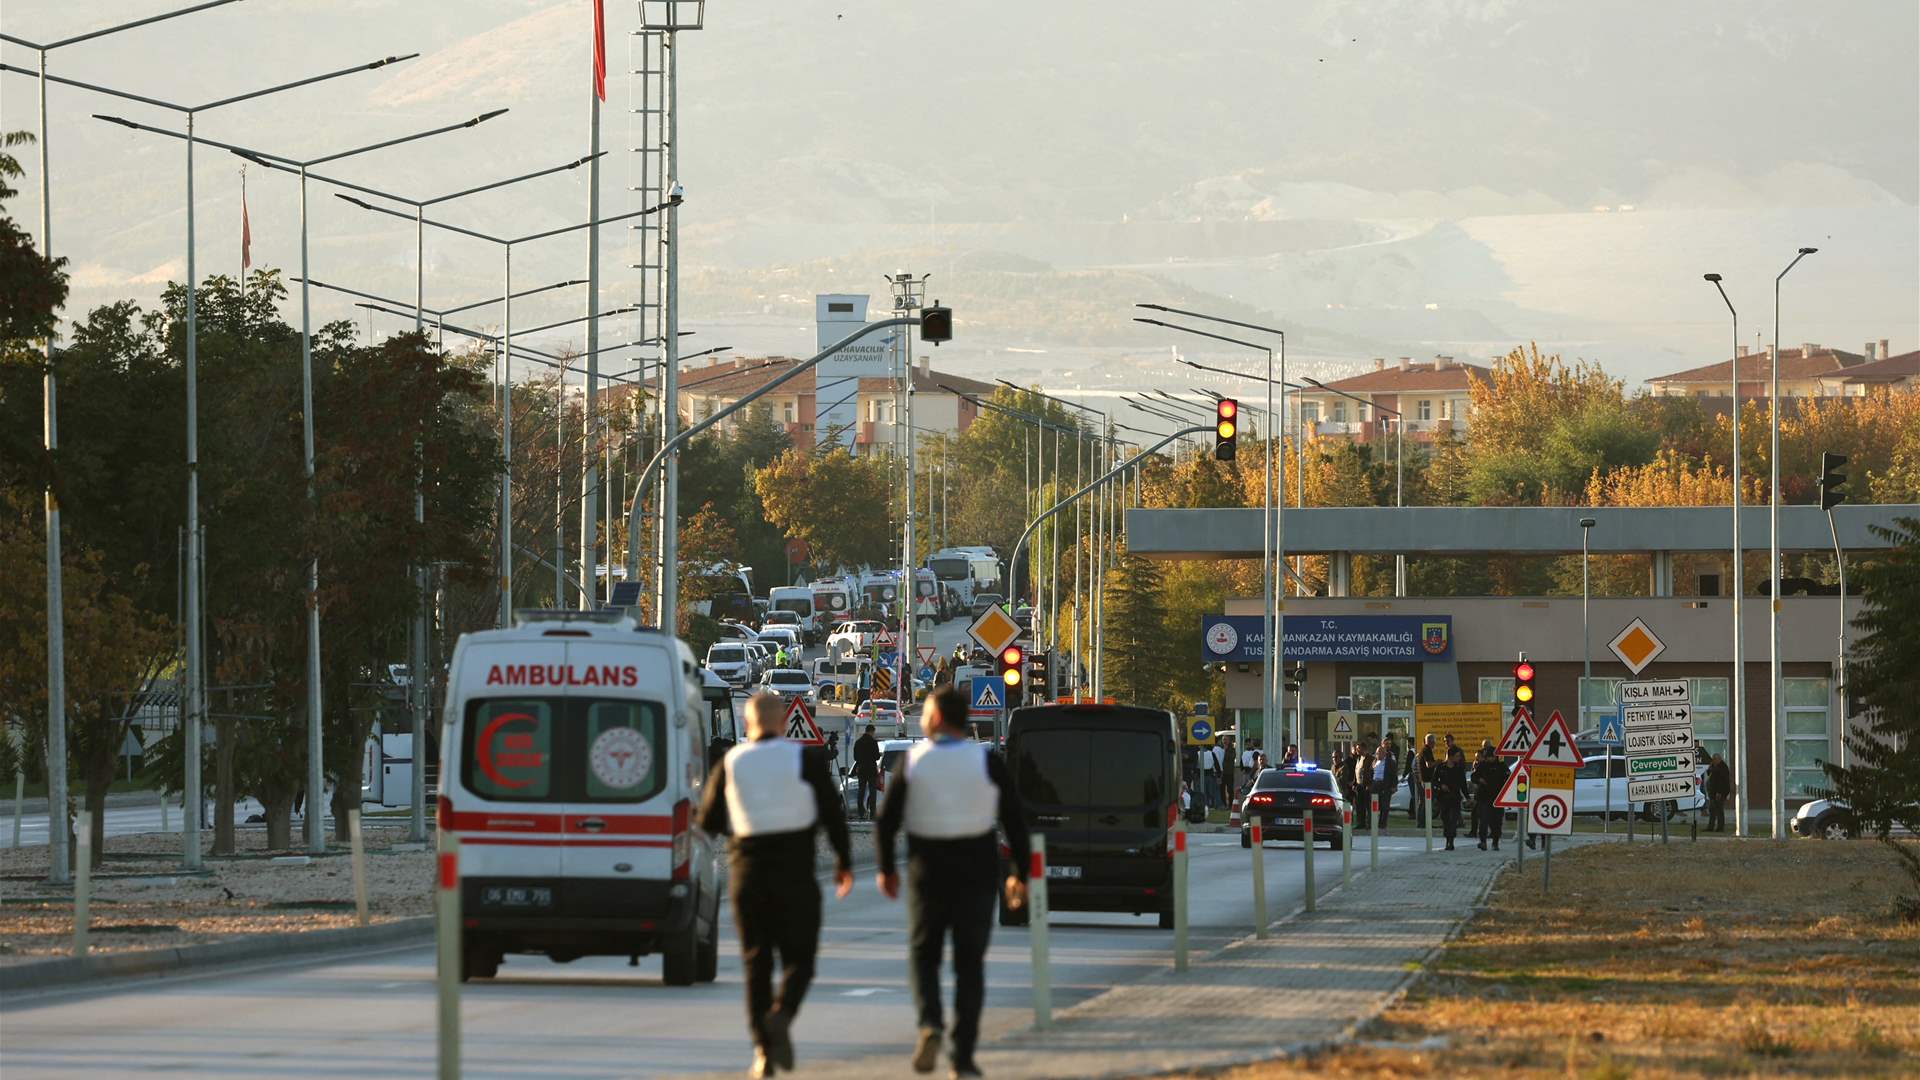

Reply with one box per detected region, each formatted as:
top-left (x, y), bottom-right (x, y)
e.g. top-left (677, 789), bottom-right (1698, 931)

top-left (1580, 516), bottom-right (1602, 832)
top-left (1769, 246), bottom-right (1816, 839)
top-left (1168, 362), bottom-right (1311, 594)
top-left (1704, 273), bottom-right (1746, 836)
top-left (887, 273), bottom-right (928, 683)
top-left (2, 0), bottom-right (242, 887)
top-left (99, 110), bottom-right (511, 854)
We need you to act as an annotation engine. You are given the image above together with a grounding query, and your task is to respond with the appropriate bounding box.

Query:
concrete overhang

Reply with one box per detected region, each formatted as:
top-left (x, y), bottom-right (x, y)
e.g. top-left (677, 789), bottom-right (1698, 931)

top-left (1125, 505), bottom-right (1920, 559)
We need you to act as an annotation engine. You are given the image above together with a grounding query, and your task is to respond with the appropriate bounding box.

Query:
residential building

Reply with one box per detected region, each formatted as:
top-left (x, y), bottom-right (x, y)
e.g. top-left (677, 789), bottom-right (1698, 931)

top-left (645, 354), bottom-right (993, 451)
top-left (1816, 344), bottom-right (1918, 396)
top-left (1645, 341), bottom-right (1880, 399)
top-left (1297, 356), bottom-right (1491, 444)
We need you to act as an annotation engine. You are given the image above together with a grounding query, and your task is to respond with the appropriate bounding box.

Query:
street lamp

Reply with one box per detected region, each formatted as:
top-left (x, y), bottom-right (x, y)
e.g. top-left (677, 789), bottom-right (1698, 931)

top-left (1704, 272), bottom-right (1747, 837)
top-left (1769, 246), bottom-right (1816, 840)
top-left (1172, 355), bottom-right (1313, 593)
top-left (1580, 516), bottom-right (1603, 832)
top-left (2, 0), bottom-right (242, 888)
top-left (95, 108), bottom-right (511, 854)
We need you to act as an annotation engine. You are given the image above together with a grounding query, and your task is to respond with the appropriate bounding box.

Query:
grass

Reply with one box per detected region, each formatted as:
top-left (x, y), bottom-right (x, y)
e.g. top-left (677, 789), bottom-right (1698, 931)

top-left (1181, 839), bottom-right (1920, 1078)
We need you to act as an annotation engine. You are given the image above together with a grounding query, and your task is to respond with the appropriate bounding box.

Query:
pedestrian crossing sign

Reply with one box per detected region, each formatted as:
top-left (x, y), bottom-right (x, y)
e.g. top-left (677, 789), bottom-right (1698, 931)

top-left (970, 677), bottom-right (1004, 714)
top-left (783, 697), bottom-right (824, 745)
top-left (1598, 710), bottom-right (1624, 746)
top-left (1496, 709), bottom-right (1537, 758)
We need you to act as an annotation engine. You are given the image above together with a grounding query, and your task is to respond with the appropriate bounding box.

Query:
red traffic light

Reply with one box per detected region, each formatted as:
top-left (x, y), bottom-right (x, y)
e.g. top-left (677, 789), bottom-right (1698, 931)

top-left (1514, 661), bottom-right (1535, 682)
top-left (1217, 399), bottom-right (1237, 420)
top-left (1001, 645), bottom-right (1023, 666)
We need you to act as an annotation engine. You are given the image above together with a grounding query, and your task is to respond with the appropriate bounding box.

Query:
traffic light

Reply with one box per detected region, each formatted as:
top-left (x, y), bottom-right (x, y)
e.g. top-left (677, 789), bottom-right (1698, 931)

top-left (1214, 398), bottom-right (1238, 461)
top-left (1513, 654), bottom-right (1535, 709)
top-left (920, 301), bottom-right (952, 345)
top-left (1283, 663), bottom-right (1306, 694)
top-left (998, 643), bottom-right (1024, 699)
top-left (1027, 649), bottom-right (1050, 699)
top-left (1819, 451), bottom-right (1848, 512)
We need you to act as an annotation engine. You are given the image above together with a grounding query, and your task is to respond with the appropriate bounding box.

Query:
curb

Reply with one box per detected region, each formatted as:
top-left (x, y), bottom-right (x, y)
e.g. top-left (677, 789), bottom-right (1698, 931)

top-left (0, 915), bottom-right (432, 995)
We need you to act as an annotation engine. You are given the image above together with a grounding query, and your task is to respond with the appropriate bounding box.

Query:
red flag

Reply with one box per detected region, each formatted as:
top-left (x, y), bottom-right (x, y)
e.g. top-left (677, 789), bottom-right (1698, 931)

top-left (241, 178), bottom-right (252, 271)
top-left (592, 0), bottom-right (607, 101)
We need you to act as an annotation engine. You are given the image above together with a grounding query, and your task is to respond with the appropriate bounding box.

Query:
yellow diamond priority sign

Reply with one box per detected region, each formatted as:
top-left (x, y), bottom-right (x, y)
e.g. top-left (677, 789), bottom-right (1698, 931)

top-left (1607, 617), bottom-right (1666, 676)
top-left (968, 604), bottom-right (1021, 656)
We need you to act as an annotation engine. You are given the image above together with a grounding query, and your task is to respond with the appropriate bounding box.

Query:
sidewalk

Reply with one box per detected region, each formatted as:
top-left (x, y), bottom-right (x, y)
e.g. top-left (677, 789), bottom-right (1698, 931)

top-left (811, 837), bottom-right (1603, 1080)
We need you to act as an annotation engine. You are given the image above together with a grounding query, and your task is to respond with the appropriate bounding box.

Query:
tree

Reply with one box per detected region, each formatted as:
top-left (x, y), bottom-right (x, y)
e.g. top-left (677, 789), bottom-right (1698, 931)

top-left (1818, 516), bottom-right (1920, 920)
top-left (0, 131), bottom-right (67, 369)
top-left (753, 446), bottom-right (896, 570)
top-left (1100, 545), bottom-right (1178, 710)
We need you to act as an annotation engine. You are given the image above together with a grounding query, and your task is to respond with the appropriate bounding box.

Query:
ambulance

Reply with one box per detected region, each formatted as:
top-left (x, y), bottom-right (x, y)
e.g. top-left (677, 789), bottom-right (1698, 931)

top-left (437, 609), bottom-right (721, 985)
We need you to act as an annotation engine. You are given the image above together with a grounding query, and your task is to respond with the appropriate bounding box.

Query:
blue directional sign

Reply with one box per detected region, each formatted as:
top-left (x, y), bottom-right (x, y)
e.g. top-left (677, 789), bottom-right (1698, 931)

top-left (1598, 708), bottom-right (1625, 747)
top-left (1190, 718), bottom-right (1214, 742)
top-left (970, 677), bottom-right (1005, 714)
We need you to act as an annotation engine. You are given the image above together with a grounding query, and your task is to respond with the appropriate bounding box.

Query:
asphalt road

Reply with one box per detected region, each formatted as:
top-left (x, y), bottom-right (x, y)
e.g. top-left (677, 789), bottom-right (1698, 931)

top-left (8, 798), bottom-right (272, 850)
top-left (1, 833), bottom-right (1433, 1078)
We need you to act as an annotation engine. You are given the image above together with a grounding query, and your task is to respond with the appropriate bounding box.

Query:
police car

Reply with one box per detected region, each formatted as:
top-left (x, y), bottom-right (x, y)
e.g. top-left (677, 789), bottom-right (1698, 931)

top-left (437, 610), bottom-right (722, 985)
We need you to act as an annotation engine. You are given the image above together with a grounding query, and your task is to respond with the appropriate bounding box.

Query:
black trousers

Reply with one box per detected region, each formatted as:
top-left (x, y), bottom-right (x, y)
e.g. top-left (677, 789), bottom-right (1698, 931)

top-left (905, 841), bottom-right (997, 1062)
top-left (1475, 800), bottom-right (1504, 843)
top-left (857, 775), bottom-right (877, 818)
top-left (1409, 781), bottom-right (1426, 825)
top-left (1707, 794), bottom-right (1726, 831)
top-left (1375, 781), bottom-right (1395, 826)
top-left (732, 847), bottom-right (822, 1049)
top-left (1438, 796), bottom-right (1461, 842)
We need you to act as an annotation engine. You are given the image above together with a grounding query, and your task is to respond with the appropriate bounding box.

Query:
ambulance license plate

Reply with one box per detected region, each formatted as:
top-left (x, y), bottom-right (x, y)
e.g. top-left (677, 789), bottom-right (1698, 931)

top-left (482, 886), bottom-right (553, 908)
top-left (1046, 865), bottom-right (1082, 880)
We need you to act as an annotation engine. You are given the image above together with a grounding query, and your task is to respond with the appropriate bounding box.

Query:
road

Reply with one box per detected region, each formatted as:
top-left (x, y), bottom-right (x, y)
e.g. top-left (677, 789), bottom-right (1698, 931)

top-left (0, 833), bottom-right (1432, 1078)
top-left (8, 799), bottom-right (273, 850)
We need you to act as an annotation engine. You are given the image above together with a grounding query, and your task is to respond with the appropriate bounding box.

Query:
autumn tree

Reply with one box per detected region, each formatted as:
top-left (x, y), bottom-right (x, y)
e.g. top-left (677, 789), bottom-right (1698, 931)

top-left (753, 445), bottom-right (897, 570)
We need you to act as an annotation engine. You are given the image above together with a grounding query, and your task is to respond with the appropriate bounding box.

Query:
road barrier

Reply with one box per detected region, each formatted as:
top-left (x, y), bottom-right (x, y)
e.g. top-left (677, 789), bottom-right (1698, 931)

top-left (1028, 834), bottom-right (1051, 1029)
top-left (436, 833), bottom-right (460, 1080)
top-left (1341, 807), bottom-right (1352, 885)
top-left (1172, 820), bottom-right (1189, 972)
top-left (1250, 818), bottom-right (1268, 938)
top-left (1302, 807), bottom-right (1315, 913)
top-left (348, 809), bottom-right (370, 928)
top-left (74, 810), bottom-right (91, 957)
top-left (1369, 796), bottom-right (1380, 871)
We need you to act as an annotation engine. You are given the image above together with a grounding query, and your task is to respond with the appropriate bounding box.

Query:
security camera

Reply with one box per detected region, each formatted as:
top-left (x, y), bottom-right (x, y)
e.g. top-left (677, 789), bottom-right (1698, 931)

top-left (668, 181), bottom-right (685, 204)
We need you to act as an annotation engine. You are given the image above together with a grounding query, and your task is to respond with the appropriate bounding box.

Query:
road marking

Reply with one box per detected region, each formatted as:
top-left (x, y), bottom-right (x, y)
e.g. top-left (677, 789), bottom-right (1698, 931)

top-left (841, 987), bottom-right (891, 996)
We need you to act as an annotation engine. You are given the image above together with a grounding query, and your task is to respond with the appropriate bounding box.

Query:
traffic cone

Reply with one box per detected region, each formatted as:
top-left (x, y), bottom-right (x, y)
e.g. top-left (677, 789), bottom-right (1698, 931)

top-left (1228, 796), bottom-right (1242, 829)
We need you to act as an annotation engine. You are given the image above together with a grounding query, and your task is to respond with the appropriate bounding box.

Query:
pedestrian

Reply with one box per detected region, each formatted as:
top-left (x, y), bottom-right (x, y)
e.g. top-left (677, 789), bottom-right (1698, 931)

top-left (1435, 745), bottom-right (1468, 850)
top-left (1470, 745), bottom-right (1509, 850)
top-left (875, 686), bottom-right (1031, 1078)
top-left (1201, 742), bottom-right (1225, 814)
top-left (1411, 733), bottom-right (1436, 826)
top-left (1281, 743), bottom-right (1299, 767)
top-left (1705, 752), bottom-right (1731, 832)
top-left (852, 724), bottom-right (881, 822)
top-left (1353, 743), bottom-right (1376, 830)
top-left (1373, 735), bottom-right (1399, 828)
top-left (698, 692), bottom-right (854, 1078)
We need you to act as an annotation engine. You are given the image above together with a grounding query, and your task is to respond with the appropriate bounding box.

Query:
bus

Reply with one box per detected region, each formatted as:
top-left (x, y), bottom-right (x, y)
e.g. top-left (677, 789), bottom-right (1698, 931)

top-left (689, 562), bottom-right (756, 625)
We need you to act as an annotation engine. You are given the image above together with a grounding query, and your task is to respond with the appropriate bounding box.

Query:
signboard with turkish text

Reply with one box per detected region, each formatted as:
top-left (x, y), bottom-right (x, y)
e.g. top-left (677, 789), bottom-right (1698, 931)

top-left (1619, 679), bottom-right (1688, 705)
top-left (1528, 765), bottom-right (1574, 790)
top-left (1629, 775), bottom-right (1698, 802)
top-left (1626, 752), bottom-right (1693, 779)
top-left (1200, 614), bottom-right (1453, 663)
top-left (1413, 702), bottom-right (1504, 749)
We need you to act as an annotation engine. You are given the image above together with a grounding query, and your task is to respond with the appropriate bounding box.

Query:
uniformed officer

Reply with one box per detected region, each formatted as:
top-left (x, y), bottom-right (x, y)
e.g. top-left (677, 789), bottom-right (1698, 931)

top-left (699, 692), bottom-right (853, 1078)
top-left (876, 685), bottom-right (1030, 1078)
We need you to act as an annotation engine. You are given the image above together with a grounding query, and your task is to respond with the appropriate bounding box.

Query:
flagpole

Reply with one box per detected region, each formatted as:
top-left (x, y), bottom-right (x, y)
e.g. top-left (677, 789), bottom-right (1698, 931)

top-left (238, 164), bottom-right (247, 304)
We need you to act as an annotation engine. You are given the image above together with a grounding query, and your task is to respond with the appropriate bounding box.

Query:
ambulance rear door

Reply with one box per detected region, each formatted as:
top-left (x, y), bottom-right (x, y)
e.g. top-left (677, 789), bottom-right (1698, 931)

top-left (450, 640), bottom-right (567, 883)
top-left (554, 640), bottom-right (686, 884)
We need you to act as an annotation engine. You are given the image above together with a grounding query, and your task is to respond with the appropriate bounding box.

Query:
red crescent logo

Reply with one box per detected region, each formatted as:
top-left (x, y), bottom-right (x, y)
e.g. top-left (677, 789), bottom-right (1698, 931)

top-left (476, 711), bottom-right (537, 789)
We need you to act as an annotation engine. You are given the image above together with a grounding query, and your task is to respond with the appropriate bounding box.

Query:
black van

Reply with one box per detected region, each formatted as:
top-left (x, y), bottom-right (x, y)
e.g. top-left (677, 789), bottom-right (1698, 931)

top-left (1000, 703), bottom-right (1178, 928)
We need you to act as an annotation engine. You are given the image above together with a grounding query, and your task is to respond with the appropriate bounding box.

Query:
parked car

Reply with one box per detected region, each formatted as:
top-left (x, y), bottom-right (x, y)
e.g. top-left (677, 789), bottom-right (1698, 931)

top-left (1792, 797), bottom-right (1856, 839)
top-left (742, 641), bottom-right (773, 678)
top-left (757, 667), bottom-right (816, 707)
top-left (714, 621), bottom-right (757, 642)
top-left (1242, 764), bottom-right (1346, 849)
top-left (854, 698), bottom-right (906, 736)
top-left (761, 610), bottom-right (802, 632)
top-left (703, 643), bottom-right (754, 687)
top-left (970, 593), bottom-right (1004, 617)
top-left (827, 619), bottom-right (887, 657)
top-left (840, 737), bottom-right (922, 811)
top-left (756, 626), bottom-right (803, 658)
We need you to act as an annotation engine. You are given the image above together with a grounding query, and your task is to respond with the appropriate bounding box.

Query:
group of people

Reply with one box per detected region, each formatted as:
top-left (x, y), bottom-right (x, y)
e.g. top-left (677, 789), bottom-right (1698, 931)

top-left (1331, 733), bottom-right (1514, 850)
top-left (699, 687), bottom-right (1029, 1079)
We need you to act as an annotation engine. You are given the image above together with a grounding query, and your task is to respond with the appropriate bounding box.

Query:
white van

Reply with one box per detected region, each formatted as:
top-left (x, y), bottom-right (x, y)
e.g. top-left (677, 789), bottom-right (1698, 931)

top-left (437, 610), bottom-right (722, 985)
top-left (767, 585), bottom-right (819, 643)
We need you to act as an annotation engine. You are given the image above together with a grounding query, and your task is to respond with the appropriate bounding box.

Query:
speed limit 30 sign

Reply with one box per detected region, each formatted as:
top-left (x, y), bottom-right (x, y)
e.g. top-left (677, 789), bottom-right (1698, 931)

top-left (1529, 788), bottom-right (1573, 836)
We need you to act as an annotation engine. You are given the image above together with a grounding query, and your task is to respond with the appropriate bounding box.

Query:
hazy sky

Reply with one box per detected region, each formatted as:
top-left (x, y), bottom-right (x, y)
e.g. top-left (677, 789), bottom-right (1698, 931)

top-left (3, 1), bottom-right (1915, 386)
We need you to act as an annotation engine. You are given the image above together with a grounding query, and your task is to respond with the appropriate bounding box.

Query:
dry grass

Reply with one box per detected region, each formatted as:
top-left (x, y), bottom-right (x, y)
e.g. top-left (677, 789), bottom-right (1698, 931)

top-left (1185, 839), bottom-right (1920, 1078)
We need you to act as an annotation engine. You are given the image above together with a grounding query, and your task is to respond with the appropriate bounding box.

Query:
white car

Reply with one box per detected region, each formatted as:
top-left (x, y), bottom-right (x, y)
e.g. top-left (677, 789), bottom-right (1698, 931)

top-left (758, 667), bottom-right (816, 706)
top-left (756, 626), bottom-right (803, 658)
top-left (761, 610), bottom-right (802, 632)
top-left (827, 620), bottom-right (886, 657)
top-left (742, 641), bottom-right (774, 678)
top-left (854, 698), bottom-right (907, 737)
top-left (703, 643), bottom-right (754, 686)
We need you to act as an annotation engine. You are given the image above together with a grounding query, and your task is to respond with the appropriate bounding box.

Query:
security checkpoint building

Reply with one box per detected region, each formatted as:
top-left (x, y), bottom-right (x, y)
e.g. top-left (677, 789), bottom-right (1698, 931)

top-left (1127, 504), bottom-right (1918, 827)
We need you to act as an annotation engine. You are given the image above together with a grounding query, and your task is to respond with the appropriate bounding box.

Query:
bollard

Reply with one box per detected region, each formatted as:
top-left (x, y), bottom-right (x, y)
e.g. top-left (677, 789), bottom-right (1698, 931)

top-left (1369, 796), bottom-right (1380, 871)
top-left (1661, 802), bottom-right (1670, 845)
top-left (1172, 820), bottom-right (1189, 972)
top-left (74, 810), bottom-right (91, 957)
top-left (1029, 834), bottom-right (1051, 1030)
top-left (1341, 807), bottom-right (1352, 885)
top-left (1542, 834), bottom-right (1552, 893)
top-left (1627, 797), bottom-right (1635, 843)
top-left (1250, 819), bottom-right (1267, 937)
top-left (1423, 785), bottom-right (1434, 852)
top-left (349, 808), bottom-right (370, 928)
top-left (160, 790), bottom-right (170, 834)
top-left (1302, 807), bottom-right (1315, 913)
top-left (10, 768), bottom-right (22, 849)
top-left (436, 833), bottom-right (461, 1080)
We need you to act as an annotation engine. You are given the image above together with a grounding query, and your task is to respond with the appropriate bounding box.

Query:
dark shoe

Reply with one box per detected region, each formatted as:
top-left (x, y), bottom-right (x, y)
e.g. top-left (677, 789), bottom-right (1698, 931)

top-left (1492, 841), bottom-right (1500, 850)
top-left (750, 1049), bottom-right (776, 1078)
top-left (950, 1058), bottom-right (983, 1078)
top-left (764, 1011), bottom-right (795, 1072)
top-left (1477, 841), bottom-right (1487, 850)
top-left (912, 1028), bottom-right (942, 1073)
top-left (1445, 841), bottom-right (1455, 850)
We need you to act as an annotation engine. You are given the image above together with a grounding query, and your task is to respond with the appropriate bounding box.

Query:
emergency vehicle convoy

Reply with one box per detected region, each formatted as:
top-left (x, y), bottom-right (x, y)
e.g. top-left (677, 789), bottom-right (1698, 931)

top-left (438, 610), bottom-right (723, 985)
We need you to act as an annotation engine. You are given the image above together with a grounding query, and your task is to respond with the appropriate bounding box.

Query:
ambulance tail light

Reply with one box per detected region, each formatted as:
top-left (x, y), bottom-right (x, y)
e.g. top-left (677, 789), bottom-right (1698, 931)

top-left (437, 794), bottom-right (453, 831)
top-left (671, 798), bottom-right (692, 881)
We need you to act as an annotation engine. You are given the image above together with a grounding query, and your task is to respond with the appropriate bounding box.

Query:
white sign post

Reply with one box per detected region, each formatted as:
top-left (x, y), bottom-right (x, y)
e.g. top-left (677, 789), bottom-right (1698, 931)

top-left (1622, 678), bottom-right (1693, 846)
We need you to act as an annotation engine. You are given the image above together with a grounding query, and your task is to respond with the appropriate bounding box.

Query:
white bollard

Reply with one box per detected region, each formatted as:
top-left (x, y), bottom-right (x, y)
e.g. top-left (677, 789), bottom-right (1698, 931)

top-left (1369, 796), bottom-right (1380, 871)
top-left (10, 768), bottom-right (21, 848)
top-left (1028, 834), bottom-right (1051, 1029)
top-left (436, 833), bottom-right (461, 1080)
top-left (1250, 819), bottom-right (1267, 937)
top-left (1424, 784), bottom-right (1434, 852)
top-left (1302, 807), bottom-right (1316, 913)
top-left (1172, 819), bottom-right (1189, 972)
top-left (160, 790), bottom-right (170, 834)
top-left (349, 808), bottom-right (370, 928)
top-left (74, 810), bottom-right (91, 957)
top-left (1341, 807), bottom-right (1352, 885)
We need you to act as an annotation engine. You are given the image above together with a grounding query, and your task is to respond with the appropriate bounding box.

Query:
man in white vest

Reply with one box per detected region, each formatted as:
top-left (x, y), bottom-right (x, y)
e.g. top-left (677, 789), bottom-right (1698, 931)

top-left (876, 685), bottom-right (1030, 1078)
top-left (699, 692), bottom-right (853, 1078)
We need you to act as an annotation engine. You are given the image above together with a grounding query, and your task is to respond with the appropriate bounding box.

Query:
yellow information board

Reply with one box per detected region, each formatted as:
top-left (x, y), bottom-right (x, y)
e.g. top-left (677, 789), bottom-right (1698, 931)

top-left (1413, 703), bottom-right (1505, 750)
top-left (1528, 765), bottom-right (1574, 790)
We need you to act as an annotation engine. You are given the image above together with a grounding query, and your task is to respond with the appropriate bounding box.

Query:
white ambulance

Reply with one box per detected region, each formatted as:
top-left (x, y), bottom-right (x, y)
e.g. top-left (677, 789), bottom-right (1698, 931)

top-left (437, 609), bottom-right (721, 984)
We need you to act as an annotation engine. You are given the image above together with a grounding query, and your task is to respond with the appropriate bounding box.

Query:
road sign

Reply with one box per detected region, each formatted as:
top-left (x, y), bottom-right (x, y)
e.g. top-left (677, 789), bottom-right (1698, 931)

top-left (1413, 702), bottom-right (1504, 749)
top-left (1623, 726), bottom-right (1695, 754)
top-left (1597, 711), bottom-right (1624, 746)
top-left (783, 697), bottom-right (824, 745)
top-left (1607, 619), bottom-right (1667, 675)
top-left (1186, 717), bottom-right (1215, 746)
top-left (970, 677), bottom-right (1004, 714)
top-left (1529, 788), bottom-right (1573, 835)
top-left (871, 665), bottom-right (896, 700)
top-left (1494, 764), bottom-right (1530, 808)
top-left (876, 629), bottom-right (897, 650)
top-left (1620, 679), bottom-right (1688, 705)
top-left (1628, 775), bottom-right (1697, 802)
top-left (1520, 710), bottom-right (1584, 768)
top-left (1528, 765), bottom-right (1574, 790)
top-left (1497, 708), bottom-right (1538, 758)
top-left (1625, 752), bottom-right (1693, 779)
top-left (1329, 710), bottom-right (1356, 739)
top-left (967, 604), bottom-right (1021, 656)
top-left (1622, 703), bottom-right (1691, 728)
top-left (916, 645), bottom-right (938, 667)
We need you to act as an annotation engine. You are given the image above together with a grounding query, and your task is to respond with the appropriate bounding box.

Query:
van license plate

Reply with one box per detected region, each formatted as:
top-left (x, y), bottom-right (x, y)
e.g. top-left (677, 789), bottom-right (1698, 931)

top-left (1046, 865), bottom-right (1082, 880)
top-left (482, 886), bottom-right (553, 908)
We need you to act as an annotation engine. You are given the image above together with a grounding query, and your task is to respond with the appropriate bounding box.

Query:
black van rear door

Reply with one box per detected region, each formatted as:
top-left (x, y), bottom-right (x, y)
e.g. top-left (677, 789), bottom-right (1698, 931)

top-left (1011, 729), bottom-right (1092, 878)
top-left (1084, 729), bottom-right (1171, 889)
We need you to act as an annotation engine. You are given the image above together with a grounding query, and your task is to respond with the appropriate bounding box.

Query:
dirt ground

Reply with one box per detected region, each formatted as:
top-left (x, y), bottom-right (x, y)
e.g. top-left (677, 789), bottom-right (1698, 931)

top-left (1191, 838), bottom-right (1920, 1079)
top-left (0, 823), bottom-right (433, 965)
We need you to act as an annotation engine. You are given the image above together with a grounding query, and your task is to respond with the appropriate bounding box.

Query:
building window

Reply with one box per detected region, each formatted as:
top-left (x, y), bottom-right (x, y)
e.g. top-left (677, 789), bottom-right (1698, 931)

top-left (1300, 402), bottom-right (1320, 424)
top-left (1690, 678), bottom-right (1728, 761)
top-left (1478, 677), bottom-right (1515, 721)
top-left (1783, 677), bottom-right (1831, 798)
top-left (1333, 402), bottom-right (1348, 424)
top-left (782, 403), bottom-right (795, 423)
top-left (1580, 678), bottom-right (1623, 736)
top-left (1350, 676), bottom-right (1415, 745)
top-left (1417, 399), bottom-right (1432, 421)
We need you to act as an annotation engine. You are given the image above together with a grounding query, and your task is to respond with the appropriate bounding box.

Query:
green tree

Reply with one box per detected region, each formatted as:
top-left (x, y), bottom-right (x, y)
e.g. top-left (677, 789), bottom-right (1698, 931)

top-left (1100, 545), bottom-right (1178, 710)
top-left (754, 446), bottom-right (896, 570)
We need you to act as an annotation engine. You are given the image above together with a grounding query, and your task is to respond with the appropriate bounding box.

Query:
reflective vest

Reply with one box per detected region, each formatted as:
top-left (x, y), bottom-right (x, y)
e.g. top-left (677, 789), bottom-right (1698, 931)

top-left (724, 738), bottom-right (816, 837)
top-left (903, 738), bottom-right (997, 840)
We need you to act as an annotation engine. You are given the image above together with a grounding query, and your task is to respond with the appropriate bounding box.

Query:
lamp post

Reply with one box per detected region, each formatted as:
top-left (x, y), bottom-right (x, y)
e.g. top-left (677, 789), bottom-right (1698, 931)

top-left (1704, 273), bottom-right (1746, 837)
top-left (1580, 516), bottom-right (1603, 832)
top-left (97, 110), bottom-right (511, 854)
top-left (1170, 360), bottom-right (1312, 593)
top-left (2, 0), bottom-right (242, 888)
top-left (1769, 247), bottom-right (1816, 840)
top-left (998, 380), bottom-right (1103, 687)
